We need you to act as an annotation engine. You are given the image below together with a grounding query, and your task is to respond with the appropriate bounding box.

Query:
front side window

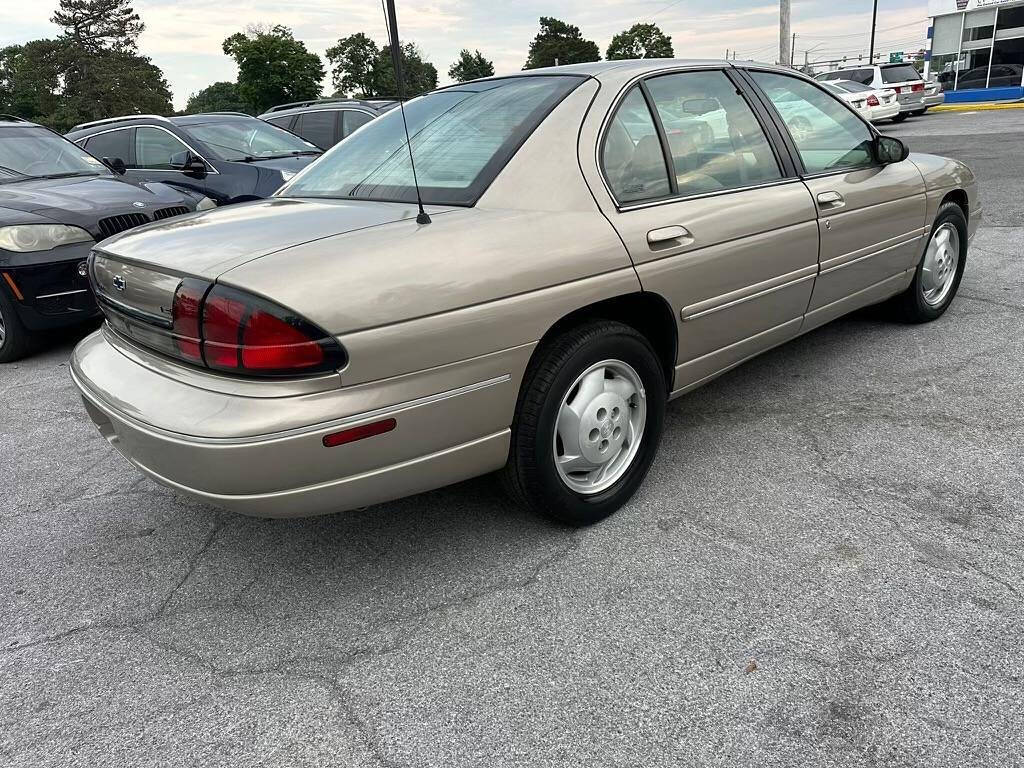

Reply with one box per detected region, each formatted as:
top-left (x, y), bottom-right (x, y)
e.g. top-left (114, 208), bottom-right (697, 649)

top-left (751, 72), bottom-right (874, 174)
top-left (280, 75), bottom-right (583, 206)
top-left (186, 119), bottom-right (320, 161)
top-left (0, 126), bottom-right (108, 181)
top-left (601, 86), bottom-right (671, 204)
top-left (342, 110), bottom-right (373, 137)
top-left (645, 70), bottom-right (781, 197)
top-left (135, 126), bottom-right (190, 169)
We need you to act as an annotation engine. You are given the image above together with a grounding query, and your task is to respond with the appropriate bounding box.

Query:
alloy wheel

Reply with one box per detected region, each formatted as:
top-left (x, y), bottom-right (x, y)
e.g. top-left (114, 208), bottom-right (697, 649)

top-left (553, 359), bottom-right (647, 495)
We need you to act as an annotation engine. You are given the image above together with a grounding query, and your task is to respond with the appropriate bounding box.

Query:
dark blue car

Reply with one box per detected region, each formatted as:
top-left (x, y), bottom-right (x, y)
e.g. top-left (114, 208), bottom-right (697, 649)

top-left (66, 113), bottom-right (322, 206)
top-left (0, 116), bottom-right (199, 362)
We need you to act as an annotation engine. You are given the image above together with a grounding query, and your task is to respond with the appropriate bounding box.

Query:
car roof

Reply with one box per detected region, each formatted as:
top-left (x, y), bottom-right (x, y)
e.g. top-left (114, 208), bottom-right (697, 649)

top-left (170, 113), bottom-right (261, 127)
top-left (259, 99), bottom-right (396, 118)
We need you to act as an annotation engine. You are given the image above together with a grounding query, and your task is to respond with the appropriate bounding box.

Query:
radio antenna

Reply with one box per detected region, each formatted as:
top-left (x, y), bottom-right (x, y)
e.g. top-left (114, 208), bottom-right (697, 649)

top-left (382, 0), bottom-right (430, 225)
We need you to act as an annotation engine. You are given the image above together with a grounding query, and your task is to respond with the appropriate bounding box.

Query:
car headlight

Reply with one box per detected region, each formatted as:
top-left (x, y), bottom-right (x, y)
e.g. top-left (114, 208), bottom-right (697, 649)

top-left (0, 224), bottom-right (94, 253)
top-left (195, 196), bottom-right (217, 211)
top-left (279, 170), bottom-right (296, 182)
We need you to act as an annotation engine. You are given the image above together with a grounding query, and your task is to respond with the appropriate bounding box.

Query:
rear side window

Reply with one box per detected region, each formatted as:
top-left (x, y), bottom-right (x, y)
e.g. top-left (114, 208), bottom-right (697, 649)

top-left (294, 111), bottom-right (337, 149)
top-left (342, 110), bottom-right (373, 137)
top-left (84, 129), bottom-right (131, 163)
top-left (601, 86), bottom-right (671, 204)
top-left (881, 65), bottom-right (922, 84)
top-left (644, 70), bottom-right (781, 197)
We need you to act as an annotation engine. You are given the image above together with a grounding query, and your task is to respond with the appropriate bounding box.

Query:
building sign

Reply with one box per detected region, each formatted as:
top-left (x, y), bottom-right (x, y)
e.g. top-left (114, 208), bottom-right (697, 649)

top-left (890, 51), bottom-right (905, 62)
top-left (930, 0), bottom-right (1018, 15)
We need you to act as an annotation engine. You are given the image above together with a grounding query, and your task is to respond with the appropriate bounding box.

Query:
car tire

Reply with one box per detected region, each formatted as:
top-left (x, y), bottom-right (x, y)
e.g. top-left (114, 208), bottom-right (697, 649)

top-left (910, 108), bottom-right (927, 116)
top-left (0, 286), bottom-right (34, 363)
top-left (501, 320), bottom-right (667, 527)
top-left (892, 201), bottom-right (968, 323)
top-left (892, 112), bottom-right (909, 122)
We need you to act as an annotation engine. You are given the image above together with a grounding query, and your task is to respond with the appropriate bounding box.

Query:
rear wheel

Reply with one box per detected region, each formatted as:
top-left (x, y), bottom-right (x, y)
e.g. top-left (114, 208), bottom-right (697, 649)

top-left (0, 286), bottom-right (33, 363)
top-left (892, 201), bottom-right (967, 323)
top-left (502, 320), bottom-right (667, 526)
top-left (910, 108), bottom-right (927, 116)
top-left (892, 112), bottom-right (909, 122)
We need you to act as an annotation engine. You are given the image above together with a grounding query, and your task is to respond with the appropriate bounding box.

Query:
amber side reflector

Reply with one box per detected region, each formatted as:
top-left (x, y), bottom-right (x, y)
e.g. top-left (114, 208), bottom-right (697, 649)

top-left (322, 418), bottom-right (397, 448)
top-left (2, 272), bottom-right (24, 301)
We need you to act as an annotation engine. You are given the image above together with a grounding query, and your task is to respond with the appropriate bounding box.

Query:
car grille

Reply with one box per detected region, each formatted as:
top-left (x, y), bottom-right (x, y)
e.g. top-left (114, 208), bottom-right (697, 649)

top-left (153, 205), bottom-right (190, 221)
top-left (98, 212), bottom-right (150, 239)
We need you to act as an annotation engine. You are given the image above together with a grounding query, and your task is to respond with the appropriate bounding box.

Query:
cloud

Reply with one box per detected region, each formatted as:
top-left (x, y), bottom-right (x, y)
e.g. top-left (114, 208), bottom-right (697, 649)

top-left (1, 0), bottom-right (930, 110)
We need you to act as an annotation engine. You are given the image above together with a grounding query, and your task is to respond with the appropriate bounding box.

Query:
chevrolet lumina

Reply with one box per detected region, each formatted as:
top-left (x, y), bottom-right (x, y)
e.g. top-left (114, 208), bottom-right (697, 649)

top-left (70, 61), bottom-right (978, 526)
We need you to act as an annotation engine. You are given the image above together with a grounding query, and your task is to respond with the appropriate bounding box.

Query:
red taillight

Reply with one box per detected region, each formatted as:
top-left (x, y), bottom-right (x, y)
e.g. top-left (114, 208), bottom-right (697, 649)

top-left (911, 83), bottom-right (924, 92)
top-left (171, 279), bottom-right (206, 363)
top-left (893, 86), bottom-right (902, 94)
top-left (168, 280), bottom-right (345, 377)
top-left (867, 94), bottom-right (880, 106)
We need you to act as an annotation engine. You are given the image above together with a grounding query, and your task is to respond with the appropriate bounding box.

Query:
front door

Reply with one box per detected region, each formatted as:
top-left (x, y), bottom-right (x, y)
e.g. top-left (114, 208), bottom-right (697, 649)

top-left (130, 125), bottom-right (208, 199)
top-left (597, 69), bottom-right (821, 392)
top-left (747, 71), bottom-right (927, 329)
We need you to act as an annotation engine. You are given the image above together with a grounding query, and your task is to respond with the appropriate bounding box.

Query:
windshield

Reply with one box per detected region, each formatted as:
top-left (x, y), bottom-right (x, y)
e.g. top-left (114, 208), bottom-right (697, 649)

top-left (881, 65), bottom-right (921, 84)
top-left (0, 126), bottom-right (109, 182)
top-left (185, 119), bottom-right (321, 161)
top-left (278, 75), bottom-right (583, 206)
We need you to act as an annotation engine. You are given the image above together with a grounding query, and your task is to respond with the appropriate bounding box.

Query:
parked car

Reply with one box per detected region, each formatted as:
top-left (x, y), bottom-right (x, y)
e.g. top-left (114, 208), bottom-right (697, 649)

top-left (66, 113), bottom-right (322, 206)
top-left (821, 80), bottom-right (900, 122)
top-left (259, 99), bottom-right (398, 150)
top-left (921, 81), bottom-right (945, 112)
top-left (71, 61), bottom-right (977, 526)
top-left (816, 63), bottom-right (926, 121)
top-left (0, 115), bottom-right (201, 362)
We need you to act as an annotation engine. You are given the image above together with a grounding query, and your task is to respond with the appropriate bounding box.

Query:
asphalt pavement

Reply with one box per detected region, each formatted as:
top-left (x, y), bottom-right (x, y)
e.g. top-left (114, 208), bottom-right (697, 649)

top-left (2, 110), bottom-right (1023, 767)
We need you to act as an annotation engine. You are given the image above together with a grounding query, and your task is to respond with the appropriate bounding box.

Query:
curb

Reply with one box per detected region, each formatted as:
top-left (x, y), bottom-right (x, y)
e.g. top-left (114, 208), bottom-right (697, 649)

top-left (932, 102), bottom-right (1024, 112)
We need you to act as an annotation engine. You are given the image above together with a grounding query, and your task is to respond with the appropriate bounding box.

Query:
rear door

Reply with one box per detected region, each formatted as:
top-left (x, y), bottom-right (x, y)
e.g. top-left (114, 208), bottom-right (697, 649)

top-left (596, 68), bottom-right (820, 390)
top-left (744, 70), bottom-right (927, 328)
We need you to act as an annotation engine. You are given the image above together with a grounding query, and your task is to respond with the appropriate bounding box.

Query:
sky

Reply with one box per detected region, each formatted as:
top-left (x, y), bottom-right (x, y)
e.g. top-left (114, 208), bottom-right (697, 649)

top-left (1, 0), bottom-right (932, 110)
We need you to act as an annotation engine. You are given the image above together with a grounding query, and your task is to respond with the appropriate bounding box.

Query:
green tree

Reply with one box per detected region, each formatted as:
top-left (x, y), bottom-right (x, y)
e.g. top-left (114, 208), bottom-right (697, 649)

top-left (223, 25), bottom-right (324, 113)
top-left (448, 49), bottom-right (494, 82)
top-left (523, 17), bottom-right (600, 70)
top-left (0, 42), bottom-right (63, 122)
top-left (606, 23), bottom-right (674, 60)
top-left (51, 0), bottom-right (143, 53)
top-left (55, 49), bottom-right (172, 131)
top-left (326, 32), bottom-right (380, 97)
top-left (185, 81), bottom-right (251, 114)
top-left (370, 43), bottom-right (438, 97)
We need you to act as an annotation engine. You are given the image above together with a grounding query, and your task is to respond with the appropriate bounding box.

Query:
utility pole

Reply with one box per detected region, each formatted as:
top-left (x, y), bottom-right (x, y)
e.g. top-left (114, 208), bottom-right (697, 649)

top-left (868, 0), bottom-right (879, 64)
top-left (791, 32), bottom-right (797, 66)
top-left (780, 0), bottom-right (791, 66)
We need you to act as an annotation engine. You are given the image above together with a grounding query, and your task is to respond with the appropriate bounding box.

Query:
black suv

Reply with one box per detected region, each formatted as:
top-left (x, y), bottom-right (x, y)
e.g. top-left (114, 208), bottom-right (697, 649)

top-left (259, 99), bottom-right (397, 150)
top-left (66, 113), bottom-right (322, 206)
top-left (0, 116), bottom-right (199, 362)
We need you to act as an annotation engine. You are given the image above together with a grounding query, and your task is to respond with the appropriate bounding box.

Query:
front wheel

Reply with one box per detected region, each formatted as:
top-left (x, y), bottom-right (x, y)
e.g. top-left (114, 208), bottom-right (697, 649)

top-left (0, 286), bottom-right (34, 363)
top-left (502, 320), bottom-right (667, 526)
top-left (891, 201), bottom-right (967, 323)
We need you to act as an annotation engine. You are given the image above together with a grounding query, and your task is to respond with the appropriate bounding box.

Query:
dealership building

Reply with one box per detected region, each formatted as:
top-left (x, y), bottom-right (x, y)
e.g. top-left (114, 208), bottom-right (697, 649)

top-left (927, 0), bottom-right (1024, 100)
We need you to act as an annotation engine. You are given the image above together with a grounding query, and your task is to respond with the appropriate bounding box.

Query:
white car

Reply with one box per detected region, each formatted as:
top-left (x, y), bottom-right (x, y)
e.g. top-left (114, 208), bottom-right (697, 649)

top-left (816, 63), bottom-right (925, 122)
top-left (821, 80), bottom-right (900, 123)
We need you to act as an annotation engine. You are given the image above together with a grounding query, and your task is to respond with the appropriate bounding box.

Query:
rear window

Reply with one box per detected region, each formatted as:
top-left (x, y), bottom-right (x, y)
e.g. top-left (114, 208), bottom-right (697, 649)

top-left (881, 65), bottom-right (922, 84)
top-left (278, 75), bottom-right (583, 206)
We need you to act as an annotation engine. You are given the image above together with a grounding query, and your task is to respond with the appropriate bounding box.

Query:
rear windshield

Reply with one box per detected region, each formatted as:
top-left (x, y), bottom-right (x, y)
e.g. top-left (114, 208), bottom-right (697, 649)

top-left (278, 75), bottom-right (583, 206)
top-left (881, 65), bottom-right (922, 84)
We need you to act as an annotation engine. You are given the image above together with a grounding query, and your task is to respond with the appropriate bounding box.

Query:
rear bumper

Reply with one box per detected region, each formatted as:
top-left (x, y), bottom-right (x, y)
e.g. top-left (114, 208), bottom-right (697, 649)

top-left (70, 328), bottom-right (524, 518)
top-left (869, 103), bottom-right (900, 121)
top-left (897, 96), bottom-right (927, 113)
top-left (923, 93), bottom-right (946, 107)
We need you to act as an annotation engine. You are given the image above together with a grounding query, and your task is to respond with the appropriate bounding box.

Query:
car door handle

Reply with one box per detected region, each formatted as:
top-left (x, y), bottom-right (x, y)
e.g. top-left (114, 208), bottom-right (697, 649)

top-left (816, 191), bottom-right (845, 209)
top-left (647, 225), bottom-right (692, 246)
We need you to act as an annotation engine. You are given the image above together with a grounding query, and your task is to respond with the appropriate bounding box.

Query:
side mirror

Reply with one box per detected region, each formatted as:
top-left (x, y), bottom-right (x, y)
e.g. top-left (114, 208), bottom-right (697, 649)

top-left (103, 156), bottom-right (126, 175)
top-left (170, 150), bottom-right (208, 179)
top-left (875, 135), bottom-right (909, 165)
